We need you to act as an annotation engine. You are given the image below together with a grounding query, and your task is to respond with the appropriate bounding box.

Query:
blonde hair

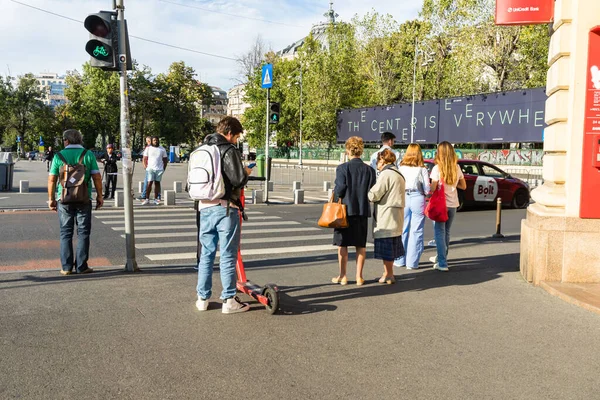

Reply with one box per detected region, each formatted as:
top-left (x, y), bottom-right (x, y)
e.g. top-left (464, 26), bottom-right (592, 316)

top-left (434, 141), bottom-right (458, 185)
top-left (345, 136), bottom-right (364, 157)
top-left (377, 148), bottom-right (396, 165)
top-left (400, 143), bottom-right (425, 167)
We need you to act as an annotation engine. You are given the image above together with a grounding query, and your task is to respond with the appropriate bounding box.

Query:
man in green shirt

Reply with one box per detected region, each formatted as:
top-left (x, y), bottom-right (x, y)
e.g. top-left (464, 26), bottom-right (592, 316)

top-left (48, 129), bottom-right (104, 275)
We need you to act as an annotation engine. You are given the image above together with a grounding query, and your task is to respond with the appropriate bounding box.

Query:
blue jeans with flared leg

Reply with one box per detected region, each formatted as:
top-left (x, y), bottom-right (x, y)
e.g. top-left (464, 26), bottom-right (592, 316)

top-left (395, 193), bottom-right (426, 268)
top-left (433, 207), bottom-right (457, 269)
top-left (196, 205), bottom-right (240, 300)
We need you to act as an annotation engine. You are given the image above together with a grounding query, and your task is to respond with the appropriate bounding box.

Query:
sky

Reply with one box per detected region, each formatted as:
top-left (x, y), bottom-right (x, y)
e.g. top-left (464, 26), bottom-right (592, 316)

top-left (1, 0), bottom-right (421, 92)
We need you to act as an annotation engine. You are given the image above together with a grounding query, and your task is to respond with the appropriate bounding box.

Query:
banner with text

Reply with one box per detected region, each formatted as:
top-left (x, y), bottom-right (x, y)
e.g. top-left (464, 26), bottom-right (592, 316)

top-left (495, 0), bottom-right (554, 25)
top-left (336, 88), bottom-right (546, 144)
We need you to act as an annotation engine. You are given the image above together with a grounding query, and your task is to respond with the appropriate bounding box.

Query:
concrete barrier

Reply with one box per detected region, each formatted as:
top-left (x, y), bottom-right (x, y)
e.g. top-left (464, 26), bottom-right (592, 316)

top-left (294, 189), bottom-right (304, 204)
top-left (323, 181), bottom-right (331, 191)
top-left (138, 181), bottom-right (143, 193)
top-left (253, 189), bottom-right (264, 204)
top-left (19, 180), bottom-right (29, 193)
top-left (327, 188), bottom-right (334, 200)
top-left (114, 190), bottom-right (124, 207)
top-left (292, 181), bottom-right (302, 191)
top-left (173, 181), bottom-right (183, 193)
top-left (267, 181), bottom-right (274, 192)
top-left (164, 190), bottom-right (176, 206)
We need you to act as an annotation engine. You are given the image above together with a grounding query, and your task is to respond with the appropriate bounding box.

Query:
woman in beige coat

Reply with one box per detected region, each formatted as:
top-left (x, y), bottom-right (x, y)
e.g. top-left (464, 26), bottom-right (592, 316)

top-left (368, 149), bottom-right (406, 284)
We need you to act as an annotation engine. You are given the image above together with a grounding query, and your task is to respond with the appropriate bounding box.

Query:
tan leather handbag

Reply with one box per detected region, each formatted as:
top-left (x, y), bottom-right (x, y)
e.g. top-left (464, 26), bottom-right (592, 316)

top-left (318, 193), bottom-right (349, 229)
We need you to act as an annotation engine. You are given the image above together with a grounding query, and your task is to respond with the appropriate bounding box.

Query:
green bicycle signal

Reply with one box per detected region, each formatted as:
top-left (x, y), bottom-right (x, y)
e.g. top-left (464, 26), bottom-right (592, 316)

top-left (93, 45), bottom-right (109, 58)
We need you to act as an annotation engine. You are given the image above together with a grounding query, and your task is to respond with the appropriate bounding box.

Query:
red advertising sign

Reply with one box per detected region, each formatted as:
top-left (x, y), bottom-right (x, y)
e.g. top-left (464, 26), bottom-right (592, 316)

top-left (580, 26), bottom-right (600, 219)
top-left (495, 0), bottom-right (554, 25)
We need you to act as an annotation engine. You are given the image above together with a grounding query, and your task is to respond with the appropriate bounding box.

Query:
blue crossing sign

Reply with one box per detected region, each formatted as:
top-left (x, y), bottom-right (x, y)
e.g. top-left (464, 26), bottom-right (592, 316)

top-left (261, 64), bottom-right (273, 89)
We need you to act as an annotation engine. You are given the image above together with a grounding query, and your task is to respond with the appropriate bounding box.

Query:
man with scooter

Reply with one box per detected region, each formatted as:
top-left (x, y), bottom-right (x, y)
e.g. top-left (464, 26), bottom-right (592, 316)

top-left (192, 117), bottom-right (252, 314)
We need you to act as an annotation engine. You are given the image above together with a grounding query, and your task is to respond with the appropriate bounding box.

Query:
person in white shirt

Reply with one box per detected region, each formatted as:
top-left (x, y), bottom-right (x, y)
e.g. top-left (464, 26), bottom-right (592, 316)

top-left (429, 141), bottom-right (466, 271)
top-left (141, 136), bottom-right (168, 205)
top-left (369, 131), bottom-right (400, 173)
top-left (395, 143), bottom-right (430, 269)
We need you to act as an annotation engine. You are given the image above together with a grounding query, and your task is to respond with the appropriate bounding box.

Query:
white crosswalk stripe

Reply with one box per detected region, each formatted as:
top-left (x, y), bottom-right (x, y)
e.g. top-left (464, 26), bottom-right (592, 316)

top-left (95, 207), bottom-right (364, 263)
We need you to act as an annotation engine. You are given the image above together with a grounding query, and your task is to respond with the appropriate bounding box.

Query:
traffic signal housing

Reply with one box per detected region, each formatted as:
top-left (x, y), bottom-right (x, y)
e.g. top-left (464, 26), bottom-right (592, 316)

top-left (269, 102), bottom-right (280, 124)
top-left (84, 12), bottom-right (117, 70)
top-left (84, 11), bottom-right (132, 71)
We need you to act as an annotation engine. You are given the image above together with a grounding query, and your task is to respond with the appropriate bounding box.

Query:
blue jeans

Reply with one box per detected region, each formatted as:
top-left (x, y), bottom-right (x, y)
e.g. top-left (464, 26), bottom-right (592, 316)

top-left (396, 193), bottom-right (426, 268)
top-left (196, 205), bottom-right (240, 300)
top-left (58, 201), bottom-right (93, 273)
top-left (433, 207), bottom-right (457, 268)
top-left (141, 172), bottom-right (148, 198)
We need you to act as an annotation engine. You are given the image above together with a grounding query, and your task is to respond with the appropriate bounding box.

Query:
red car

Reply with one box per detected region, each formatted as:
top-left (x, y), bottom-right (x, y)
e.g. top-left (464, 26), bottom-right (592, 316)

top-left (424, 159), bottom-right (531, 210)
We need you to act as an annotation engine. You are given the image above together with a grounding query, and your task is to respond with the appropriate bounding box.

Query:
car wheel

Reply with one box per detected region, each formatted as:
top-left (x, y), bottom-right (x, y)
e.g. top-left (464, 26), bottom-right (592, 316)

top-left (457, 190), bottom-right (465, 212)
top-left (512, 189), bottom-right (530, 209)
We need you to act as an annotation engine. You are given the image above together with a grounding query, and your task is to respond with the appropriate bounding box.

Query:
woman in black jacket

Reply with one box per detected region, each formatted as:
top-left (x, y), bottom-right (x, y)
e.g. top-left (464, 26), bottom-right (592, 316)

top-left (332, 136), bottom-right (376, 286)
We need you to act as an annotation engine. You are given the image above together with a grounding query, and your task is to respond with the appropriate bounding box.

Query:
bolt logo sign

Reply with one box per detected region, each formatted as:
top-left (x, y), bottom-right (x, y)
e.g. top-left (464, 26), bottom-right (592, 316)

top-left (473, 177), bottom-right (498, 202)
top-left (495, 0), bottom-right (554, 25)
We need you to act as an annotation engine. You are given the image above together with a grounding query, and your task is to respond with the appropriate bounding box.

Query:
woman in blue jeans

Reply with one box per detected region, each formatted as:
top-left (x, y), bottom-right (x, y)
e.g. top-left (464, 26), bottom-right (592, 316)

top-left (395, 144), bottom-right (430, 269)
top-left (429, 141), bottom-right (466, 271)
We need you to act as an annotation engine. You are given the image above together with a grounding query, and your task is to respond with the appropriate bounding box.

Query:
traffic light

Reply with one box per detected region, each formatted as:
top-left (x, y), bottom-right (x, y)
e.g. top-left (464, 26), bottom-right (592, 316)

top-left (269, 102), bottom-right (280, 124)
top-left (84, 11), bottom-right (132, 71)
top-left (84, 12), bottom-right (117, 70)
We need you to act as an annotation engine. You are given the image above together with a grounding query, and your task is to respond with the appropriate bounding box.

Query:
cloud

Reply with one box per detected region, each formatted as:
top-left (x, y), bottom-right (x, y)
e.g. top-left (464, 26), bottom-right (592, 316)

top-left (1, 0), bottom-right (420, 90)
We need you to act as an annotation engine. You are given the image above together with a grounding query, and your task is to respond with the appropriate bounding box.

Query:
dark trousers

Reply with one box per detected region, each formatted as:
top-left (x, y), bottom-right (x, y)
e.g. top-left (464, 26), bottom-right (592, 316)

top-left (104, 174), bottom-right (117, 198)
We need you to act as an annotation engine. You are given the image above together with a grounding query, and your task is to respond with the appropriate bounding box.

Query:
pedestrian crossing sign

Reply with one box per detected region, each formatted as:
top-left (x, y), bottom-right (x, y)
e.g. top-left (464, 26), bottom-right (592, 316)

top-left (261, 64), bottom-right (273, 88)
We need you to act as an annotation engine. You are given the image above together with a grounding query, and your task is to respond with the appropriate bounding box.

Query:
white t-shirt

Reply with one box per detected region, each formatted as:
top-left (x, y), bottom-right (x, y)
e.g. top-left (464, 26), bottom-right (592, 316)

top-left (399, 165), bottom-right (430, 195)
top-left (430, 164), bottom-right (464, 208)
top-left (143, 145), bottom-right (168, 171)
top-left (370, 145), bottom-right (400, 172)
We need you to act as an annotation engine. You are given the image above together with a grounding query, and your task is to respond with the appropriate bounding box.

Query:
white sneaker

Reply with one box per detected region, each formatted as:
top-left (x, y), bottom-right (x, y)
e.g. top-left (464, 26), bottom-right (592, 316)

top-left (141, 199), bottom-right (149, 205)
top-left (196, 297), bottom-right (209, 311)
top-left (429, 256), bottom-right (438, 263)
top-left (154, 199), bottom-right (160, 205)
top-left (222, 296), bottom-right (249, 314)
top-left (433, 263), bottom-right (448, 272)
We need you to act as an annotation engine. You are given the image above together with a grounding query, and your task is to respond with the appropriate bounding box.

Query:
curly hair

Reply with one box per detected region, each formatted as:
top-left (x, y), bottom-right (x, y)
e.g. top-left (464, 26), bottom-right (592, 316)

top-left (377, 148), bottom-right (397, 165)
top-left (345, 136), bottom-right (364, 157)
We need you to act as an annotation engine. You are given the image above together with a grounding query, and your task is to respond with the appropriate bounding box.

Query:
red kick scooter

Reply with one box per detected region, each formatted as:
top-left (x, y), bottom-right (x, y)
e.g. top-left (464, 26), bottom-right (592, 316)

top-left (235, 189), bottom-right (280, 314)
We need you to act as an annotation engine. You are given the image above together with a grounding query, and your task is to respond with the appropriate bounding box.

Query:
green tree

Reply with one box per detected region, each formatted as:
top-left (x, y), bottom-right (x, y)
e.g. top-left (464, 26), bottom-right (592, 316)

top-left (153, 61), bottom-right (212, 147)
top-left (129, 64), bottom-right (157, 150)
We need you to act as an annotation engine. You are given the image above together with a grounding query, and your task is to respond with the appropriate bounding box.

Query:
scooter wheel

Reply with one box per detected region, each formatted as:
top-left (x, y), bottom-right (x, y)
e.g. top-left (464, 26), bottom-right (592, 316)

top-left (263, 285), bottom-right (279, 315)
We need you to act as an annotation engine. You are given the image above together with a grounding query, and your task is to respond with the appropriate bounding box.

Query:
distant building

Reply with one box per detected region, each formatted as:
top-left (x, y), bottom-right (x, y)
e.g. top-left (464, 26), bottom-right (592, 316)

top-left (36, 73), bottom-right (67, 108)
top-left (227, 84), bottom-right (250, 120)
top-left (278, 2), bottom-right (338, 60)
top-left (202, 86), bottom-right (228, 125)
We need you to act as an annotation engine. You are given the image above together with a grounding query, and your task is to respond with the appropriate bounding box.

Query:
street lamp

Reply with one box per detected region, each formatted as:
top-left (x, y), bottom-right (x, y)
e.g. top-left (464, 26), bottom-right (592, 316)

top-left (411, 38), bottom-right (434, 144)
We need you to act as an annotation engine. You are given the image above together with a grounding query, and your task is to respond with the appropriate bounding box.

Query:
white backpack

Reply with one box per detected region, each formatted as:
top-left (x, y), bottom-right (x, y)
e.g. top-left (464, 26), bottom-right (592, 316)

top-left (187, 144), bottom-right (226, 201)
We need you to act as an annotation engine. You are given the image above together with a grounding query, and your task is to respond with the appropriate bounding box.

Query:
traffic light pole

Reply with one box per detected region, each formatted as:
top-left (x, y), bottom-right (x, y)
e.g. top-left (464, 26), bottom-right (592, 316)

top-left (116, 0), bottom-right (138, 272)
top-left (264, 88), bottom-right (270, 203)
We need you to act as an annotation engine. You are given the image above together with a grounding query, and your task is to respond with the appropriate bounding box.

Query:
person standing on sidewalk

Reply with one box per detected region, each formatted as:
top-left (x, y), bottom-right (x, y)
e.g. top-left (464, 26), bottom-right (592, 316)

top-left (429, 141), bottom-right (466, 271)
top-left (101, 143), bottom-right (118, 200)
top-left (44, 146), bottom-right (54, 172)
top-left (395, 143), bottom-right (430, 269)
top-left (332, 136), bottom-right (376, 286)
top-left (138, 136), bottom-right (151, 200)
top-left (195, 116), bottom-right (251, 314)
top-left (48, 129), bottom-right (104, 275)
top-left (370, 131), bottom-right (400, 173)
top-left (141, 136), bottom-right (168, 205)
top-left (368, 149), bottom-right (405, 284)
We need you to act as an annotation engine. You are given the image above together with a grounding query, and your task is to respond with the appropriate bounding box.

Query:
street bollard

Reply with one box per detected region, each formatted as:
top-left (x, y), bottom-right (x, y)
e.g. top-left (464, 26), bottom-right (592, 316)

top-left (323, 181), bottom-right (331, 191)
top-left (19, 180), bottom-right (29, 193)
top-left (173, 181), bottom-right (183, 193)
top-left (138, 181), bottom-right (143, 193)
top-left (253, 189), bottom-right (264, 204)
top-left (164, 190), bottom-right (176, 206)
top-left (492, 197), bottom-right (505, 238)
top-left (327, 188), bottom-right (334, 200)
top-left (114, 190), bottom-right (124, 207)
top-left (294, 189), bottom-right (304, 204)
top-left (267, 181), bottom-right (274, 192)
top-left (292, 181), bottom-right (301, 191)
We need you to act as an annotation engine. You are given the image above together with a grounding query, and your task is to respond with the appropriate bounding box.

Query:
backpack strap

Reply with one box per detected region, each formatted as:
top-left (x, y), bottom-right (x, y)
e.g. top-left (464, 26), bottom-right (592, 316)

top-left (77, 149), bottom-right (88, 165)
top-left (56, 151), bottom-right (68, 165)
